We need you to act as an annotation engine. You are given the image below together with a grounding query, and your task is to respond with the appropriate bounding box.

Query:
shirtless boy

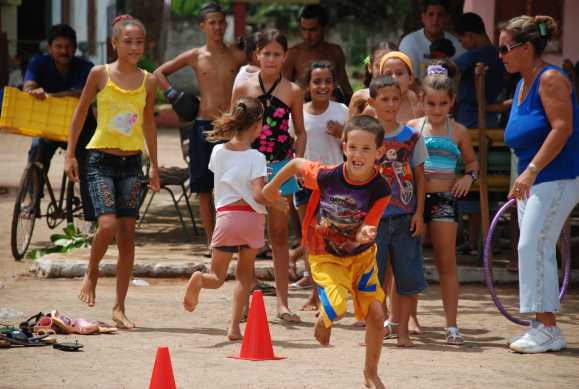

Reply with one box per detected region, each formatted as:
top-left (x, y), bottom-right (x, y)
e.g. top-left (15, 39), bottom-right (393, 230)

top-left (154, 2), bottom-right (245, 247)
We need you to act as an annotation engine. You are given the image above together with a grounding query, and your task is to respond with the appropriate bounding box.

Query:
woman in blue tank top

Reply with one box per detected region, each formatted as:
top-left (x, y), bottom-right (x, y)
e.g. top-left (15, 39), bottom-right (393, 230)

top-left (501, 15), bottom-right (579, 354)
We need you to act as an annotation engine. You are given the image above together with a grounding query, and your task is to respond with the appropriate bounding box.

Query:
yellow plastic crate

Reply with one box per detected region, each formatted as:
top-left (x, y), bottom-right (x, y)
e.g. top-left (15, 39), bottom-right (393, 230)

top-left (0, 86), bottom-right (79, 142)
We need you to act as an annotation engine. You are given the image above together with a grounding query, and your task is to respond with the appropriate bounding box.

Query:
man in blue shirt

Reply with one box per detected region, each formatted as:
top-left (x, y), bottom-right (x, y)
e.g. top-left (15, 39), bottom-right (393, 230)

top-left (23, 24), bottom-right (96, 220)
top-left (454, 12), bottom-right (506, 129)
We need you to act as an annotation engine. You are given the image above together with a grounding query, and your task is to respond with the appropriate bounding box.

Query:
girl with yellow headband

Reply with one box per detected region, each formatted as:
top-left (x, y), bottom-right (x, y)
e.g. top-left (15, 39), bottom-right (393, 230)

top-left (379, 51), bottom-right (424, 124)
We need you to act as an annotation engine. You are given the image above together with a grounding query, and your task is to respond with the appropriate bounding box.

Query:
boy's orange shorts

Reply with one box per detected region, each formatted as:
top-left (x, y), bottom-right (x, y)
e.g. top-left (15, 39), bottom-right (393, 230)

top-left (310, 245), bottom-right (384, 328)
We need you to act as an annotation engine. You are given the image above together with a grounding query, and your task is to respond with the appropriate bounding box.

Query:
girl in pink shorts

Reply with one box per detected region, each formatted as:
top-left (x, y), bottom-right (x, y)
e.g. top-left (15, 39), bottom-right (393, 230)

top-left (182, 97), bottom-right (286, 340)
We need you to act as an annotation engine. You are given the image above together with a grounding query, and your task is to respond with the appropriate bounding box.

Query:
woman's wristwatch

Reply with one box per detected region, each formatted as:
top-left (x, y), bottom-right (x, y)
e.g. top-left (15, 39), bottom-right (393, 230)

top-left (467, 170), bottom-right (479, 182)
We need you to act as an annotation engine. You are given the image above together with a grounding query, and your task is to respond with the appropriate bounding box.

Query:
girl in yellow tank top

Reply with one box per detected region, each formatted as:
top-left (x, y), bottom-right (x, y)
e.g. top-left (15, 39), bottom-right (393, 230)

top-left (64, 15), bottom-right (160, 329)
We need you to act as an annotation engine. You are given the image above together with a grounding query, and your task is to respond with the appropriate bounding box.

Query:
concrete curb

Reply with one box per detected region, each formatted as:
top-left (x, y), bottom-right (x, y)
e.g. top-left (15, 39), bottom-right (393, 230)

top-left (30, 254), bottom-right (579, 284)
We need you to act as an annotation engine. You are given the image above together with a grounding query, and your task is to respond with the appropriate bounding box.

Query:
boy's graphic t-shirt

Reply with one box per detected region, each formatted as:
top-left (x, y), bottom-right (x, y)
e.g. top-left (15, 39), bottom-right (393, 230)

top-left (299, 161), bottom-right (390, 257)
top-left (379, 125), bottom-right (428, 217)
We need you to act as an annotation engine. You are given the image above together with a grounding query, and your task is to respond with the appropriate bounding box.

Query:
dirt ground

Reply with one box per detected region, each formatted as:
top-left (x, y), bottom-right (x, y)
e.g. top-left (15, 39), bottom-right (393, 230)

top-left (0, 280), bottom-right (578, 389)
top-left (0, 132), bottom-right (578, 389)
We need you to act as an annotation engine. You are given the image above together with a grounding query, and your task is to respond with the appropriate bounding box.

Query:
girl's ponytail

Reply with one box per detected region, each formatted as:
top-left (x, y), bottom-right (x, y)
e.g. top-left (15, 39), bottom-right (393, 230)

top-left (206, 97), bottom-right (264, 142)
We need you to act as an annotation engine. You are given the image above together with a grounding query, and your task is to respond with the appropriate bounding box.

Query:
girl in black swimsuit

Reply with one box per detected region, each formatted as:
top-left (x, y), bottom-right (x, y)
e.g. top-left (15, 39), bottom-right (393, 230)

top-left (231, 30), bottom-right (307, 323)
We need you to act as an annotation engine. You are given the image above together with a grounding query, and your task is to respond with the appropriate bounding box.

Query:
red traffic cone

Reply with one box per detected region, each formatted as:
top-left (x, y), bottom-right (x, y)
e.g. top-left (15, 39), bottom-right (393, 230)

top-left (149, 346), bottom-right (177, 389)
top-left (229, 290), bottom-right (285, 361)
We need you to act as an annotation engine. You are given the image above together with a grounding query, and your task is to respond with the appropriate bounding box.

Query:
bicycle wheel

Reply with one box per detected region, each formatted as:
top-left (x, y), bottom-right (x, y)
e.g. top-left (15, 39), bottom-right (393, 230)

top-left (11, 164), bottom-right (41, 260)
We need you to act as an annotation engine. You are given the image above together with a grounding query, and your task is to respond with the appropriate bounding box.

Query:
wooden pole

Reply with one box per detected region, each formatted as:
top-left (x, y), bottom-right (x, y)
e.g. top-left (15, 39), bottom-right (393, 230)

top-left (475, 63), bottom-right (490, 246)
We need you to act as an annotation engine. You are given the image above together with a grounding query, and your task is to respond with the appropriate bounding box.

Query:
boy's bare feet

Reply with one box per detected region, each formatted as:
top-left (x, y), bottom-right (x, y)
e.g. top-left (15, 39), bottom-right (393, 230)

top-left (113, 307), bottom-right (135, 329)
top-left (227, 326), bottom-right (243, 341)
top-left (364, 370), bottom-right (386, 389)
top-left (409, 316), bottom-right (422, 335)
top-left (183, 272), bottom-right (203, 312)
top-left (397, 337), bottom-right (415, 347)
top-left (300, 296), bottom-right (319, 311)
top-left (79, 272), bottom-right (98, 307)
top-left (314, 315), bottom-right (332, 346)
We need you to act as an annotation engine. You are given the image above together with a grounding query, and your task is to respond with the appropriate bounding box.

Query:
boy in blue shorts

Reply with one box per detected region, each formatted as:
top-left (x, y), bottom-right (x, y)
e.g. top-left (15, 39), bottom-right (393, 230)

top-left (369, 76), bottom-right (428, 347)
top-left (263, 115), bottom-right (390, 389)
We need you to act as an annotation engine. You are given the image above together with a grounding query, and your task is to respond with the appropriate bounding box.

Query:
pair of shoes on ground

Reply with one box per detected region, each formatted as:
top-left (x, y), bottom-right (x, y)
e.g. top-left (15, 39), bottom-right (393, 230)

top-left (509, 321), bottom-right (567, 353)
top-left (39, 311), bottom-right (117, 335)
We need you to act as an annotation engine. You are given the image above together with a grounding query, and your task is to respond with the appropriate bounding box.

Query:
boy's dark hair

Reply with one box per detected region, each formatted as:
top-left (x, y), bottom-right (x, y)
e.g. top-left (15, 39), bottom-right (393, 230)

top-left (456, 12), bottom-right (486, 35)
top-left (429, 38), bottom-right (456, 58)
top-left (369, 76), bottom-right (401, 98)
top-left (236, 31), bottom-right (262, 58)
top-left (299, 4), bottom-right (329, 26)
top-left (257, 29), bottom-right (288, 52)
top-left (343, 115), bottom-right (385, 148)
top-left (200, 2), bottom-right (225, 20)
top-left (422, 0), bottom-right (449, 12)
top-left (47, 24), bottom-right (77, 48)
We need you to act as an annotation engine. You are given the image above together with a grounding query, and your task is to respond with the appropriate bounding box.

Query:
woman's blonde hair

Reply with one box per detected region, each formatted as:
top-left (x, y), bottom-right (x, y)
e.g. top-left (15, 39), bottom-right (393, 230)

top-left (501, 15), bottom-right (558, 56)
top-left (206, 97), bottom-right (264, 142)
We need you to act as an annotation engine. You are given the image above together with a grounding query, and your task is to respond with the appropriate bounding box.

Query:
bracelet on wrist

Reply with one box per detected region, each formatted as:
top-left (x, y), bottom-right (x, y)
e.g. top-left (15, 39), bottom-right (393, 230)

top-left (527, 163), bottom-right (539, 175)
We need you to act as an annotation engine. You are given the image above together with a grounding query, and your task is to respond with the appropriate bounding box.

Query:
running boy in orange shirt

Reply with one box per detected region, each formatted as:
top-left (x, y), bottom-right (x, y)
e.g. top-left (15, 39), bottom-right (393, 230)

top-left (263, 115), bottom-right (390, 389)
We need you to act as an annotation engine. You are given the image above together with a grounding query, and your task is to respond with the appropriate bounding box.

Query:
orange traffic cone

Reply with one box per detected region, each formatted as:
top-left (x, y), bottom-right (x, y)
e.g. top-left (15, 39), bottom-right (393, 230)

top-left (229, 290), bottom-right (285, 361)
top-left (149, 346), bottom-right (177, 389)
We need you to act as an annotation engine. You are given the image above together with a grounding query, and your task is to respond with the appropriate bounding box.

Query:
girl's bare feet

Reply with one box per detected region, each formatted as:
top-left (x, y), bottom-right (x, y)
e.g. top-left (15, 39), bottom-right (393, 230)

top-left (113, 307), bottom-right (135, 329)
top-left (364, 370), bottom-right (386, 389)
top-left (300, 292), bottom-right (319, 311)
top-left (183, 272), bottom-right (203, 312)
top-left (409, 315), bottom-right (422, 335)
top-left (227, 326), bottom-right (243, 341)
top-left (397, 337), bottom-right (415, 347)
top-left (79, 272), bottom-right (98, 307)
top-left (314, 315), bottom-right (331, 346)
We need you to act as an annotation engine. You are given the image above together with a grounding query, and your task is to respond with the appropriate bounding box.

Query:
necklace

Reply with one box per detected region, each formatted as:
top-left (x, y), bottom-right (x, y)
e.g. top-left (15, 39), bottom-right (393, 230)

top-left (521, 60), bottom-right (544, 100)
top-left (258, 73), bottom-right (282, 108)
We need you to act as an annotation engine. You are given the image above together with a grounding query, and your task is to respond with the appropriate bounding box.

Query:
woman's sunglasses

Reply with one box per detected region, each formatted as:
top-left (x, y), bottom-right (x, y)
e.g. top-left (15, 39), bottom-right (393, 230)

top-left (498, 42), bottom-right (525, 55)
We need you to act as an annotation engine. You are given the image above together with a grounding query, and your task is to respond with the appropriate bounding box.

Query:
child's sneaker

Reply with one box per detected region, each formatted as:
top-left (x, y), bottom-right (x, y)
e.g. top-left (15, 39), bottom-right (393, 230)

top-left (509, 324), bottom-right (567, 354)
top-left (509, 320), bottom-right (540, 345)
top-left (446, 326), bottom-right (464, 345)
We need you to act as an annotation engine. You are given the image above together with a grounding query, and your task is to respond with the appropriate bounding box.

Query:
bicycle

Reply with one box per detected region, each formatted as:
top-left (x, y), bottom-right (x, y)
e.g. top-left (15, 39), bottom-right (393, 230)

top-left (10, 150), bottom-right (83, 260)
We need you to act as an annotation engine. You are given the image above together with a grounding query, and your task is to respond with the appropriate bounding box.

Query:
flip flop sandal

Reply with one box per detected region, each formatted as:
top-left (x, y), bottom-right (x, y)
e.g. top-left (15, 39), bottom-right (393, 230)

top-left (276, 312), bottom-right (301, 323)
top-left (19, 312), bottom-right (44, 333)
top-left (383, 320), bottom-right (399, 340)
top-left (71, 319), bottom-right (99, 335)
top-left (49, 311), bottom-right (74, 334)
top-left (0, 331), bottom-right (53, 347)
top-left (33, 316), bottom-right (56, 336)
top-left (94, 321), bottom-right (118, 334)
top-left (53, 340), bottom-right (83, 352)
top-left (446, 327), bottom-right (465, 345)
top-left (253, 282), bottom-right (276, 296)
top-left (289, 281), bottom-right (313, 290)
